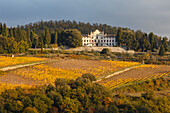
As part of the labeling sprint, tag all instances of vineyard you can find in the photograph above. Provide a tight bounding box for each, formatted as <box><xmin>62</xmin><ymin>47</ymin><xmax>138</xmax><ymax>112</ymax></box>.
<box><xmin>0</xmin><ymin>56</ymin><xmax>47</xmax><ymax>68</ymax></box>
<box><xmin>0</xmin><ymin>83</ymin><xmax>33</xmax><ymax>94</ymax></box>
<box><xmin>10</xmin><ymin>59</ymin><xmax>140</xmax><ymax>84</ymax></box>
<box><xmin>0</xmin><ymin>58</ymin><xmax>169</xmax><ymax>94</ymax></box>
<box><xmin>99</xmin><ymin>65</ymin><xmax>170</xmax><ymax>89</ymax></box>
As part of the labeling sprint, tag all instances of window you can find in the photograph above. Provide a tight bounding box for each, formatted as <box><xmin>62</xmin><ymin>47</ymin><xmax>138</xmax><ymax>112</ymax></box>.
<box><xmin>87</xmin><ymin>40</ymin><xmax>88</xmax><ymax>42</ymax></box>
<box><xmin>101</xmin><ymin>40</ymin><xmax>103</xmax><ymax>42</ymax></box>
<box><xmin>84</xmin><ymin>40</ymin><xmax>86</xmax><ymax>42</ymax></box>
<box><xmin>92</xmin><ymin>40</ymin><xmax>93</xmax><ymax>42</ymax></box>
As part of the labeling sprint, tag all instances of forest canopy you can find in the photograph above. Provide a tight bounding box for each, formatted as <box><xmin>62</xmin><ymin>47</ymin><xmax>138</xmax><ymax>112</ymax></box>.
<box><xmin>0</xmin><ymin>20</ymin><xmax>169</xmax><ymax>54</ymax></box>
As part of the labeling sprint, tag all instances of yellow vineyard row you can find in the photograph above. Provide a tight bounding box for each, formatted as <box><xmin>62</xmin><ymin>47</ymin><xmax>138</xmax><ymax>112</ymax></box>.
<box><xmin>101</xmin><ymin>72</ymin><xmax>170</xmax><ymax>89</ymax></box>
<box><xmin>0</xmin><ymin>56</ymin><xmax>47</xmax><ymax>67</ymax></box>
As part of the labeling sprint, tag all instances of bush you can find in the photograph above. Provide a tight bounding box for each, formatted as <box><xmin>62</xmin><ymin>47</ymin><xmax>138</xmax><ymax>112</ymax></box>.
<box><xmin>101</xmin><ymin>48</ymin><xmax>111</xmax><ymax>55</ymax></box>
<box><xmin>23</xmin><ymin>107</ymin><xmax>38</xmax><ymax>113</ymax></box>
<box><xmin>82</xmin><ymin>73</ymin><xmax>96</xmax><ymax>82</ymax></box>
<box><xmin>55</xmin><ymin>78</ymin><xmax>67</xmax><ymax>87</ymax></box>
<box><xmin>33</xmin><ymin>97</ymin><xmax>48</xmax><ymax>113</ymax></box>
<box><xmin>0</xmin><ymin>71</ymin><xmax>4</xmax><ymax>76</ymax></box>
<box><xmin>136</xmin><ymin>106</ymin><xmax>153</xmax><ymax>113</ymax></box>
<box><xmin>141</xmin><ymin>91</ymin><xmax>156</xmax><ymax>100</ymax></box>
<box><xmin>108</xmin><ymin>105</ymin><xmax>119</xmax><ymax>113</ymax></box>
<box><xmin>110</xmin><ymin>54</ymin><xmax>116</xmax><ymax>59</ymax></box>
<box><xmin>94</xmin><ymin>52</ymin><xmax>100</xmax><ymax>56</ymax></box>
<box><xmin>5</xmin><ymin>100</ymin><xmax>24</xmax><ymax>112</ymax></box>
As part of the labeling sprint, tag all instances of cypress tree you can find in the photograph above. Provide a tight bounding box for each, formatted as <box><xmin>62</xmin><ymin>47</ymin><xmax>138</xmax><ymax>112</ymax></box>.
<box><xmin>13</xmin><ymin>27</ymin><xmax>17</xmax><ymax>38</ymax></box>
<box><xmin>0</xmin><ymin>23</ymin><xmax>2</xmax><ymax>35</ymax></box>
<box><xmin>9</xmin><ymin>27</ymin><xmax>13</xmax><ymax>38</ymax></box>
<box><xmin>162</xmin><ymin>37</ymin><xmax>168</xmax><ymax>51</ymax></box>
<box><xmin>30</xmin><ymin>30</ymin><xmax>35</xmax><ymax>42</ymax></box>
<box><xmin>26</xmin><ymin>26</ymin><xmax>32</xmax><ymax>47</ymax></box>
<box><xmin>44</xmin><ymin>28</ymin><xmax>51</xmax><ymax>46</ymax></box>
<box><xmin>131</xmin><ymin>37</ymin><xmax>139</xmax><ymax>51</ymax></box>
<box><xmin>159</xmin><ymin>45</ymin><xmax>165</xmax><ymax>56</ymax></box>
<box><xmin>2</xmin><ymin>23</ymin><xmax>9</xmax><ymax>37</ymax></box>
<box><xmin>16</xmin><ymin>26</ymin><xmax>23</xmax><ymax>42</ymax></box>
<box><xmin>140</xmin><ymin>33</ymin><xmax>150</xmax><ymax>51</ymax></box>
<box><xmin>116</xmin><ymin>27</ymin><xmax>123</xmax><ymax>46</ymax></box>
<box><xmin>154</xmin><ymin>36</ymin><xmax>158</xmax><ymax>49</ymax></box>
<box><xmin>149</xmin><ymin>32</ymin><xmax>154</xmax><ymax>51</ymax></box>
<box><xmin>54</xmin><ymin>31</ymin><xmax>58</xmax><ymax>44</ymax></box>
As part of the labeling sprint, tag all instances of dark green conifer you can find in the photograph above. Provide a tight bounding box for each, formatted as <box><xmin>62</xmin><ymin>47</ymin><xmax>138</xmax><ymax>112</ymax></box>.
<box><xmin>9</xmin><ymin>27</ymin><xmax>13</xmax><ymax>38</ymax></box>
<box><xmin>116</xmin><ymin>27</ymin><xmax>123</xmax><ymax>46</ymax></box>
<box><xmin>2</xmin><ymin>23</ymin><xmax>9</xmax><ymax>37</ymax></box>
<box><xmin>159</xmin><ymin>45</ymin><xmax>165</xmax><ymax>56</ymax></box>
<box><xmin>162</xmin><ymin>37</ymin><xmax>168</xmax><ymax>51</ymax></box>
<box><xmin>44</xmin><ymin>28</ymin><xmax>51</xmax><ymax>46</ymax></box>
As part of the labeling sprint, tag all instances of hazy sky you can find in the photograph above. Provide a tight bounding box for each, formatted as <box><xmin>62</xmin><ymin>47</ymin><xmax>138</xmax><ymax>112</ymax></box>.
<box><xmin>1</xmin><ymin>0</ymin><xmax>170</xmax><ymax>38</ymax></box>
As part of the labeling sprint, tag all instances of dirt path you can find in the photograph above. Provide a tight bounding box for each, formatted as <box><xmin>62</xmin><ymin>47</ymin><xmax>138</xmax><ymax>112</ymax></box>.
<box><xmin>0</xmin><ymin>59</ymin><xmax>59</xmax><ymax>71</ymax></box>
<box><xmin>93</xmin><ymin>64</ymin><xmax>143</xmax><ymax>83</ymax></box>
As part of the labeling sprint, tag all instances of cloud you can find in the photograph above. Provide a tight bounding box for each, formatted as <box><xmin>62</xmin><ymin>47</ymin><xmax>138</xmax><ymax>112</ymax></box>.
<box><xmin>0</xmin><ymin>0</ymin><xmax>170</xmax><ymax>38</ymax></box>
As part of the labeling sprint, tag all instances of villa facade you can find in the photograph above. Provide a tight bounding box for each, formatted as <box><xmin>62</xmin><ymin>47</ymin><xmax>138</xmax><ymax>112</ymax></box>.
<box><xmin>82</xmin><ymin>30</ymin><xmax>117</xmax><ymax>47</ymax></box>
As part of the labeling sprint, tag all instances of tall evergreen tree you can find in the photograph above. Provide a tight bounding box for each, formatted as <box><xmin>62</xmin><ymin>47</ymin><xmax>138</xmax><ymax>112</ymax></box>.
<box><xmin>162</xmin><ymin>37</ymin><xmax>169</xmax><ymax>51</ymax></box>
<box><xmin>7</xmin><ymin>37</ymin><xmax>18</xmax><ymax>53</ymax></box>
<box><xmin>16</xmin><ymin>26</ymin><xmax>23</xmax><ymax>42</ymax></box>
<box><xmin>0</xmin><ymin>36</ymin><xmax>8</xmax><ymax>53</ymax></box>
<box><xmin>154</xmin><ymin>36</ymin><xmax>158</xmax><ymax>49</ymax></box>
<box><xmin>9</xmin><ymin>27</ymin><xmax>13</xmax><ymax>38</ymax></box>
<box><xmin>140</xmin><ymin>33</ymin><xmax>150</xmax><ymax>51</ymax></box>
<box><xmin>131</xmin><ymin>37</ymin><xmax>139</xmax><ymax>51</ymax></box>
<box><xmin>149</xmin><ymin>32</ymin><xmax>154</xmax><ymax>51</ymax></box>
<box><xmin>0</xmin><ymin>23</ymin><xmax>2</xmax><ymax>35</ymax></box>
<box><xmin>44</xmin><ymin>28</ymin><xmax>51</xmax><ymax>46</ymax></box>
<box><xmin>26</xmin><ymin>26</ymin><xmax>32</xmax><ymax>47</ymax></box>
<box><xmin>30</xmin><ymin>30</ymin><xmax>35</xmax><ymax>42</ymax></box>
<box><xmin>13</xmin><ymin>27</ymin><xmax>17</xmax><ymax>38</ymax></box>
<box><xmin>159</xmin><ymin>45</ymin><xmax>165</xmax><ymax>56</ymax></box>
<box><xmin>2</xmin><ymin>23</ymin><xmax>9</xmax><ymax>37</ymax></box>
<box><xmin>54</xmin><ymin>31</ymin><xmax>58</xmax><ymax>44</ymax></box>
<box><xmin>116</xmin><ymin>27</ymin><xmax>123</xmax><ymax>46</ymax></box>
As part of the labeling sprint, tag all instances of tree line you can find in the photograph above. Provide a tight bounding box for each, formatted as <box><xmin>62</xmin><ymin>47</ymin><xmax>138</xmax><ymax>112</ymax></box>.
<box><xmin>0</xmin><ymin>74</ymin><xmax>169</xmax><ymax>113</ymax></box>
<box><xmin>116</xmin><ymin>28</ymin><xmax>169</xmax><ymax>54</ymax></box>
<box><xmin>0</xmin><ymin>22</ymin><xmax>82</xmax><ymax>54</ymax></box>
<box><xmin>25</xmin><ymin>20</ymin><xmax>169</xmax><ymax>52</ymax></box>
<box><xmin>0</xmin><ymin>20</ymin><xmax>169</xmax><ymax>54</ymax></box>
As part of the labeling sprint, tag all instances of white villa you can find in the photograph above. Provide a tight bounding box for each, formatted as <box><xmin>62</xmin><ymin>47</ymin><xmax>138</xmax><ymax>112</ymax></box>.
<box><xmin>82</xmin><ymin>29</ymin><xmax>117</xmax><ymax>47</ymax></box>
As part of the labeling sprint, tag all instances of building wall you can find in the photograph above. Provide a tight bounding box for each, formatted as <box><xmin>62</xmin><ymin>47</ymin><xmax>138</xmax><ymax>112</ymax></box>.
<box><xmin>82</xmin><ymin>30</ymin><xmax>117</xmax><ymax>47</ymax></box>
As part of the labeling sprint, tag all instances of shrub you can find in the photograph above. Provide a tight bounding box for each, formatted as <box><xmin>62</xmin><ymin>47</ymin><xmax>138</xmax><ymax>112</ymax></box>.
<box><xmin>136</xmin><ymin>106</ymin><xmax>153</xmax><ymax>113</ymax></box>
<box><xmin>82</xmin><ymin>73</ymin><xmax>96</xmax><ymax>82</ymax></box>
<box><xmin>5</xmin><ymin>100</ymin><xmax>24</xmax><ymax>112</ymax></box>
<box><xmin>141</xmin><ymin>91</ymin><xmax>156</xmax><ymax>100</ymax></box>
<box><xmin>55</xmin><ymin>78</ymin><xmax>67</xmax><ymax>87</ymax></box>
<box><xmin>23</xmin><ymin>107</ymin><xmax>38</xmax><ymax>113</ymax></box>
<box><xmin>101</xmin><ymin>48</ymin><xmax>111</xmax><ymax>55</ymax></box>
<box><xmin>33</xmin><ymin>97</ymin><xmax>48</xmax><ymax>113</ymax></box>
